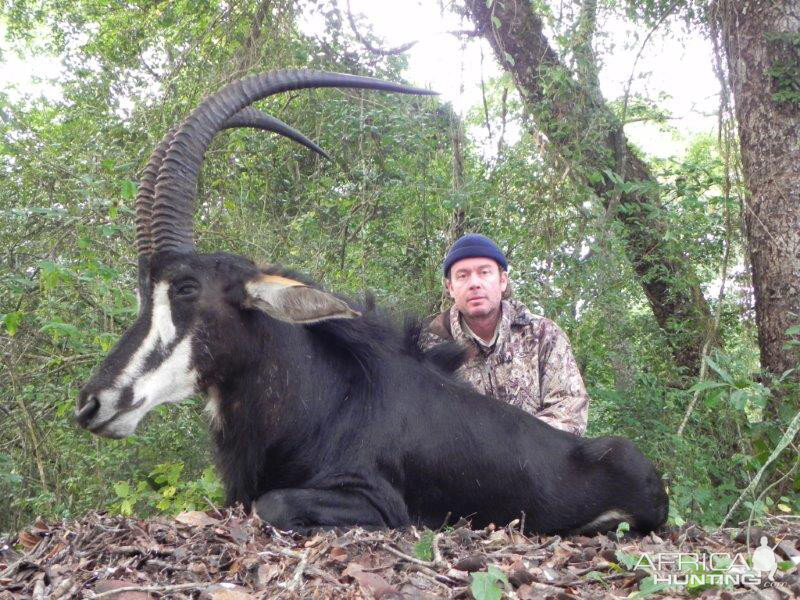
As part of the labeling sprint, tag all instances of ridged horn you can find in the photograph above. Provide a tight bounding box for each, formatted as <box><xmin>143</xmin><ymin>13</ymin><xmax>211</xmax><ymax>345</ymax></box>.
<box><xmin>151</xmin><ymin>69</ymin><xmax>435</xmax><ymax>253</ymax></box>
<box><xmin>136</xmin><ymin>108</ymin><xmax>329</xmax><ymax>264</ymax></box>
<box><xmin>135</xmin><ymin>130</ymin><xmax>175</xmax><ymax>258</ymax></box>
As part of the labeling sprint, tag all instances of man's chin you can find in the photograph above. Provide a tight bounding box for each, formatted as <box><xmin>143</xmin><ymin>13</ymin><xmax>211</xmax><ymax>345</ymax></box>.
<box><xmin>462</xmin><ymin>305</ymin><xmax>493</xmax><ymax>318</ymax></box>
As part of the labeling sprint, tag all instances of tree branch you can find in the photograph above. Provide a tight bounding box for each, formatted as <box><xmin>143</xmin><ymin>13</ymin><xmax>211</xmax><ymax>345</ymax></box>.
<box><xmin>343</xmin><ymin>1</ymin><xmax>478</xmax><ymax>56</ymax></box>
<box><xmin>345</xmin><ymin>0</ymin><xmax>418</xmax><ymax>55</ymax></box>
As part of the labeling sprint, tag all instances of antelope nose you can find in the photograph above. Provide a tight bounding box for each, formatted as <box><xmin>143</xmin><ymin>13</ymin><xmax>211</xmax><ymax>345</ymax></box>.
<box><xmin>75</xmin><ymin>392</ymin><xmax>100</xmax><ymax>428</ymax></box>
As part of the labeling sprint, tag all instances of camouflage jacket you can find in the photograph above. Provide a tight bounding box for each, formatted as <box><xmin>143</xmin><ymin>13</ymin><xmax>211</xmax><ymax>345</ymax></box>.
<box><xmin>420</xmin><ymin>300</ymin><xmax>589</xmax><ymax>436</ymax></box>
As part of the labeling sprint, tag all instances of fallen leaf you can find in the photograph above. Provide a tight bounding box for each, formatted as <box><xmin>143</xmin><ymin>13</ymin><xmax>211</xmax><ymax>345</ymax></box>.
<box><xmin>226</xmin><ymin>560</ymin><xmax>242</xmax><ymax>575</ymax></box>
<box><xmin>18</xmin><ymin>531</ymin><xmax>42</xmax><ymax>551</ymax></box>
<box><xmin>452</xmin><ymin>555</ymin><xmax>487</xmax><ymax>572</ymax></box>
<box><xmin>32</xmin><ymin>518</ymin><xmax>49</xmax><ymax>532</ymax></box>
<box><xmin>256</xmin><ymin>562</ymin><xmax>282</xmax><ymax>587</ymax></box>
<box><xmin>200</xmin><ymin>583</ymin><xmax>253</xmax><ymax>600</ymax></box>
<box><xmin>328</xmin><ymin>547</ymin><xmax>348</xmax><ymax>562</ymax></box>
<box><xmin>174</xmin><ymin>511</ymin><xmax>219</xmax><ymax>527</ymax></box>
<box><xmin>342</xmin><ymin>562</ymin><xmax>394</xmax><ymax>596</ymax></box>
<box><xmin>508</xmin><ymin>559</ymin><xmax>534</xmax><ymax>587</ymax></box>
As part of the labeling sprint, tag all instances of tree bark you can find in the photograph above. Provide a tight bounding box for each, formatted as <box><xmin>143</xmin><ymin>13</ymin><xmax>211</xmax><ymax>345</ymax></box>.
<box><xmin>461</xmin><ymin>0</ymin><xmax>714</xmax><ymax>373</ymax></box>
<box><xmin>715</xmin><ymin>1</ymin><xmax>800</xmax><ymax>402</ymax></box>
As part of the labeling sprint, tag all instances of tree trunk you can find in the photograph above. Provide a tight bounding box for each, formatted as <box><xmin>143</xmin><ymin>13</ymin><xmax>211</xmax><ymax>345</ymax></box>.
<box><xmin>461</xmin><ymin>0</ymin><xmax>714</xmax><ymax>373</ymax></box>
<box><xmin>715</xmin><ymin>1</ymin><xmax>800</xmax><ymax>403</ymax></box>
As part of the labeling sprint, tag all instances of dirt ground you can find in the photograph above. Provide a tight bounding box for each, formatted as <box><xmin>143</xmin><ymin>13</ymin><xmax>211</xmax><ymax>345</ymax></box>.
<box><xmin>1</xmin><ymin>510</ymin><xmax>798</xmax><ymax>599</ymax></box>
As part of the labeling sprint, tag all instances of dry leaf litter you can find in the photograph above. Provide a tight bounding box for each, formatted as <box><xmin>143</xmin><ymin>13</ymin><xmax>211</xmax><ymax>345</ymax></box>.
<box><xmin>1</xmin><ymin>509</ymin><xmax>798</xmax><ymax>599</ymax></box>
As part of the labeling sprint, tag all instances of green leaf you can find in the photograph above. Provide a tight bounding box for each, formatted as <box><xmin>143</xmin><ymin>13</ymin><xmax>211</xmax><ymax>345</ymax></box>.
<box><xmin>615</xmin><ymin>549</ymin><xmax>637</xmax><ymax>570</ymax></box>
<box><xmin>704</xmin><ymin>355</ymin><xmax>733</xmax><ymax>384</ymax></box>
<box><xmin>587</xmin><ymin>171</ymin><xmax>604</xmax><ymax>184</ymax></box>
<box><xmin>703</xmin><ymin>388</ymin><xmax>725</xmax><ymax>409</ymax></box>
<box><xmin>120</xmin><ymin>499</ymin><xmax>133</xmax><ymax>516</ymax></box>
<box><xmin>615</xmin><ymin>520</ymin><xmax>630</xmax><ymax>540</ymax></box>
<box><xmin>491</xmin><ymin>15</ymin><xmax>501</xmax><ymax>29</ymax></box>
<box><xmin>2</xmin><ymin>311</ymin><xmax>23</xmax><ymax>336</ymax></box>
<box><xmin>40</xmin><ymin>320</ymin><xmax>81</xmax><ymax>340</ymax></box>
<box><xmin>630</xmin><ymin>575</ymin><xmax>673</xmax><ymax>598</ymax></box>
<box><xmin>470</xmin><ymin>566</ymin><xmax>508</xmax><ymax>600</ymax></box>
<box><xmin>113</xmin><ymin>481</ymin><xmax>131</xmax><ymax>498</ymax></box>
<box><xmin>603</xmin><ymin>168</ymin><xmax>624</xmax><ymax>186</ymax></box>
<box><xmin>504</xmin><ymin>52</ymin><xmax>515</xmax><ymax>66</ymax></box>
<box><xmin>688</xmin><ymin>380</ymin><xmax>728</xmax><ymax>394</ymax></box>
<box><xmin>38</xmin><ymin>260</ymin><xmax>66</xmax><ymax>290</ymax></box>
<box><xmin>730</xmin><ymin>389</ymin><xmax>747</xmax><ymax>410</ymax></box>
<box><xmin>120</xmin><ymin>179</ymin><xmax>137</xmax><ymax>199</ymax></box>
<box><xmin>413</xmin><ymin>530</ymin><xmax>434</xmax><ymax>562</ymax></box>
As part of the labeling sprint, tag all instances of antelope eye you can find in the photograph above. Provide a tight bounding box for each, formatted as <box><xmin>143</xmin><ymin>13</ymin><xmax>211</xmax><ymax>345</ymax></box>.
<box><xmin>173</xmin><ymin>279</ymin><xmax>199</xmax><ymax>298</ymax></box>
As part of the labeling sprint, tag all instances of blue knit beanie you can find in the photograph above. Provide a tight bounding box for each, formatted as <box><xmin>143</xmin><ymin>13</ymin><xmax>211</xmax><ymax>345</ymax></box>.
<box><xmin>443</xmin><ymin>234</ymin><xmax>508</xmax><ymax>276</ymax></box>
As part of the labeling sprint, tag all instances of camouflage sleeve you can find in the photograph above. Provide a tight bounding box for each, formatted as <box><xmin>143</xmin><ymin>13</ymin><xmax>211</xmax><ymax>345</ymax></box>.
<box><xmin>419</xmin><ymin>328</ymin><xmax>445</xmax><ymax>351</ymax></box>
<box><xmin>536</xmin><ymin>319</ymin><xmax>590</xmax><ymax>436</ymax></box>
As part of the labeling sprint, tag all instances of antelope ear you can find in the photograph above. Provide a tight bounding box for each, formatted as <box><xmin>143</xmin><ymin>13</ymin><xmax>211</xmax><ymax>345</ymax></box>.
<box><xmin>244</xmin><ymin>275</ymin><xmax>361</xmax><ymax>324</ymax></box>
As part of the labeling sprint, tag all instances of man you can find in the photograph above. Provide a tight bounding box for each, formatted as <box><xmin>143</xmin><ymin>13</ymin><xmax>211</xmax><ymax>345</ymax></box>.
<box><xmin>421</xmin><ymin>233</ymin><xmax>590</xmax><ymax>435</ymax></box>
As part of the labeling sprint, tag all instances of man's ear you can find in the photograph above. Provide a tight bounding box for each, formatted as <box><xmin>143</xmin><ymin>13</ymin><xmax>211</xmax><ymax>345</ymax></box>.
<box><xmin>244</xmin><ymin>275</ymin><xmax>360</xmax><ymax>324</ymax></box>
<box><xmin>499</xmin><ymin>269</ymin><xmax>508</xmax><ymax>294</ymax></box>
<box><xmin>444</xmin><ymin>277</ymin><xmax>454</xmax><ymax>299</ymax></box>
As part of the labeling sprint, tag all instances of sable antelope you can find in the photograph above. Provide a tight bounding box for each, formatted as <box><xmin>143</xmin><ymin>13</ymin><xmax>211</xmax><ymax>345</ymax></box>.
<box><xmin>77</xmin><ymin>70</ymin><xmax>668</xmax><ymax>535</ymax></box>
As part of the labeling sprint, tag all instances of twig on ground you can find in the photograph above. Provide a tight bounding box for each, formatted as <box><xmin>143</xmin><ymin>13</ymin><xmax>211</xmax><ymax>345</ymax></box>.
<box><xmin>90</xmin><ymin>582</ymin><xmax>204</xmax><ymax>599</ymax></box>
<box><xmin>384</xmin><ymin>543</ymin><xmax>435</xmax><ymax>568</ymax></box>
<box><xmin>432</xmin><ymin>532</ymin><xmax>446</xmax><ymax>569</ymax></box>
<box><xmin>284</xmin><ymin>549</ymin><xmax>309</xmax><ymax>591</ymax></box>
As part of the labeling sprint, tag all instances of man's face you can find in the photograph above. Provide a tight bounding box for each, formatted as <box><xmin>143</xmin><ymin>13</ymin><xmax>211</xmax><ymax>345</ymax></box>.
<box><xmin>445</xmin><ymin>257</ymin><xmax>508</xmax><ymax>319</ymax></box>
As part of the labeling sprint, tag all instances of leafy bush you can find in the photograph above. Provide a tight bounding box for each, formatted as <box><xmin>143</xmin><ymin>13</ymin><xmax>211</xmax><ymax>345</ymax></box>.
<box><xmin>111</xmin><ymin>463</ymin><xmax>224</xmax><ymax>517</ymax></box>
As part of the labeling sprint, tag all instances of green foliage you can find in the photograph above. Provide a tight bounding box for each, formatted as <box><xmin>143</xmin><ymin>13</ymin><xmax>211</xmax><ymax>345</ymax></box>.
<box><xmin>470</xmin><ymin>565</ymin><xmax>509</xmax><ymax>600</ymax></box>
<box><xmin>413</xmin><ymin>529</ymin><xmax>435</xmax><ymax>562</ymax></box>
<box><xmin>614</xmin><ymin>520</ymin><xmax>630</xmax><ymax>540</ymax></box>
<box><xmin>614</xmin><ymin>548</ymin><xmax>639</xmax><ymax>571</ymax></box>
<box><xmin>628</xmin><ymin>576</ymin><xmax>673</xmax><ymax>599</ymax></box>
<box><xmin>765</xmin><ymin>31</ymin><xmax>800</xmax><ymax>107</ymax></box>
<box><xmin>111</xmin><ymin>463</ymin><xmax>224</xmax><ymax>517</ymax></box>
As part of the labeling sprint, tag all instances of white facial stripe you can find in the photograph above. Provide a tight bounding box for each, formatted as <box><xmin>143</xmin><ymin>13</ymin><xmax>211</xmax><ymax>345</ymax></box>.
<box><xmin>133</xmin><ymin>336</ymin><xmax>197</xmax><ymax>408</ymax></box>
<box><xmin>103</xmin><ymin>337</ymin><xmax>198</xmax><ymax>438</ymax></box>
<box><xmin>152</xmin><ymin>281</ymin><xmax>177</xmax><ymax>345</ymax></box>
<box><xmin>114</xmin><ymin>281</ymin><xmax>176</xmax><ymax>389</ymax></box>
<box><xmin>581</xmin><ymin>509</ymin><xmax>631</xmax><ymax>532</ymax></box>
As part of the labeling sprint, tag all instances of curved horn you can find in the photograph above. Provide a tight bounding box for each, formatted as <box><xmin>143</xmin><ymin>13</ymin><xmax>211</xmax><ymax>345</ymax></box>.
<box><xmin>136</xmin><ymin>108</ymin><xmax>329</xmax><ymax>265</ymax></box>
<box><xmin>135</xmin><ymin>129</ymin><xmax>175</xmax><ymax>301</ymax></box>
<box><xmin>222</xmin><ymin>107</ymin><xmax>330</xmax><ymax>160</ymax></box>
<box><xmin>135</xmin><ymin>130</ymin><xmax>174</xmax><ymax>258</ymax></box>
<box><xmin>152</xmin><ymin>69</ymin><xmax>435</xmax><ymax>253</ymax></box>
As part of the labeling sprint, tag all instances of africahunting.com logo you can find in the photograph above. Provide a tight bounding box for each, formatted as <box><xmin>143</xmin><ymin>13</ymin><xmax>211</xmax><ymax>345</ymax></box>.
<box><xmin>634</xmin><ymin>536</ymin><xmax>780</xmax><ymax>587</ymax></box>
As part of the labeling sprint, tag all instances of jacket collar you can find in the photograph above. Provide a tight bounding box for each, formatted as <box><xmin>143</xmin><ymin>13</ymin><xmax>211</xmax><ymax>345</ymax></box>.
<box><xmin>449</xmin><ymin>299</ymin><xmax>531</xmax><ymax>352</ymax></box>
